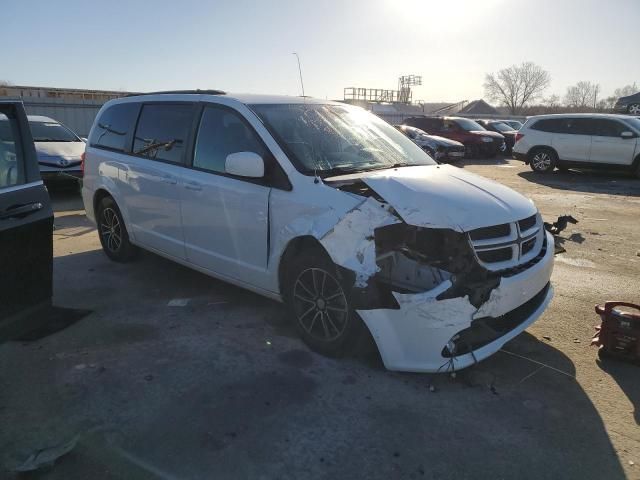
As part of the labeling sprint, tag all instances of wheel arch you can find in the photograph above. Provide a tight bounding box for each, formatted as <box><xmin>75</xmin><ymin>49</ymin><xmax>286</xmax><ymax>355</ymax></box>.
<box><xmin>526</xmin><ymin>145</ymin><xmax>559</xmax><ymax>164</ymax></box>
<box><xmin>93</xmin><ymin>188</ymin><xmax>114</xmax><ymax>219</ymax></box>
<box><xmin>277</xmin><ymin>235</ymin><xmax>331</xmax><ymax>296</ymax></box>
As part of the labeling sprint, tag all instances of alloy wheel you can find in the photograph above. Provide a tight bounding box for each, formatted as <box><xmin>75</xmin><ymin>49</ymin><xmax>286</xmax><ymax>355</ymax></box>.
<box><xmin>629</xmin><ymin>104</ymin><xmax>640</xmax><ymax>115</ymax></box>
<box><xmin>100</xmin><ymin>207</ymin><xmax>122</xmax><ymax>252</ymax></box>
<box><xmin>532</xmin><ymin>152</ymin><xmax>552</xmax><ymax>171</ymax></box>
<box><xmin>292</xmin><ymin>267</ymin><xmax>348</xmax><ymax>342</ymax></box>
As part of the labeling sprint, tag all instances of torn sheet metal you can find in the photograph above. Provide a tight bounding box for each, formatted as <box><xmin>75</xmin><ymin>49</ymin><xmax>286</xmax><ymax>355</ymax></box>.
<box><xmin>319</xmin><ymin>197</ymin><xmax>400</xmax><ymax>287</ymax></box>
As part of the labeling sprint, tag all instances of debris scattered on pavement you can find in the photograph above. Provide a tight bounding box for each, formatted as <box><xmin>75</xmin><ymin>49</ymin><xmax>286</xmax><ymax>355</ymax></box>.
<box><xmin>167</xmin><ymin>298</ymin><xmax>190</xmax><ymax>307</ymax></box>
<box><xmin>544</xmin><ymin>215</ymin><xmax>578</xmax><ymax>235</ymax></box>
<box><xmin>13</xmin><ymin>435</ymin><xmax>79</xmax><ymax>472</ymax></box>
<box><xmin>592</xmin><ymin>302</ymin><xmax>640</xmax><ymax>364</ymax></box>
<box><xmin>543</xmin><ymin>335</ymin><xmax>552</xmax><ymax>341</ymax></box>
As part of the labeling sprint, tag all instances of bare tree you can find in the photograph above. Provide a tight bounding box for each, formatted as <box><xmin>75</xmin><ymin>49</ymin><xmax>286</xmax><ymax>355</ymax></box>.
<box><xmin>564</xmin><ymin>81</ymin><xmax>600</xmax><ymax>108</ymax></box>
<box><xmin>613</xmin><ymin>82</ymin><xmax>639</xmax><ymax>98</ymax></box>
<box><xmin>484</xmin><ymin>62</ymin><xmax>551</xmax><ymax>114</ymax></box>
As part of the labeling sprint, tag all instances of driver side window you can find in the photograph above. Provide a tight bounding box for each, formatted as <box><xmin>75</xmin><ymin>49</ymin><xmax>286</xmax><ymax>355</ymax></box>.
<box><xmin>194</xmin><ymin>106</ymin><xmax>267</xmax><ymax>174</ymax></box>
<box><xmin>0</xmin><ymin>115</ymin><xmax>25</xmax><ymax>189</ymax></box>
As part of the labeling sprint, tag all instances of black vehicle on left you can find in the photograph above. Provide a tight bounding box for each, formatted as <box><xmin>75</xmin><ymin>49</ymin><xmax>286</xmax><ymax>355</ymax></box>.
<box><xmin>476</xmin><ymin>120</ymin><xmax>519</xmax><ymax>154</ymax></box>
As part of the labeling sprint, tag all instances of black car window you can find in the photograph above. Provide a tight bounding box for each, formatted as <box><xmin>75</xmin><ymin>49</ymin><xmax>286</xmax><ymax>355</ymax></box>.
<box><xmin>90</xmin><ymin>103</ymin><xmax>139</xmax><ymax>152</ymax></box>
<box><xmin>0</xmin><ymin>115</ymin><xmax>25</xmax><ymax>188</ymax></box>
<box><xmin>133</xmin><ymin>104</ymin><xmax>194</xmax><ymax>164</ymax></box>
<box><xmin>30</xmin><ymin>121</ymin><xmax>79</xmax><ymax>142</ymax></box>
<box><xmin>565</xmin><ymin>118</ymin><xmax>593</xmax><ymax>135</ymax></box>
<box><xmin>531</xmin><ymin>118</ymin><xmax>569</xmax><ymax>133</ymax></box>
<box><xmin>193</xmin><ymin>106</ymin><xmax>267</xmax><ymax>174</ymax></box>
<box><xmin>591</xmin><ymin>119</ymin><xmax>628</xmax><ymax>137</ymax></box>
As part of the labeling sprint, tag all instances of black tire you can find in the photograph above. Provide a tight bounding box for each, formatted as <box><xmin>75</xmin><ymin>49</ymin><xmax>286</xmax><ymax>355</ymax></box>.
<box><xmin>97</xmin><ymin>196</ymin><xmax>138</xmax><ymax>262</ymax></box>
<box><xmin>628</xmin><ymin>103</ymin><xmax>640</xmax><ymax>115</ymax></box>
<box><xmin>528</xmin><ymin>148</ymin><xmax>557</xmax><ymax>173</ymax></box>
<box><xmin>282</xmin><ymin>247</ymin><xmax>364</xmax><ymax>357</ymax></box>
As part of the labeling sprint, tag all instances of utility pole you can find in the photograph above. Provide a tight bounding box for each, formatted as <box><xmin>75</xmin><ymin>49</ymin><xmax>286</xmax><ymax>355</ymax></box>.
<box><xmin>292</xmin><ymin>53</ymin><xmax>305</xmax><ymax>97</ymax></box>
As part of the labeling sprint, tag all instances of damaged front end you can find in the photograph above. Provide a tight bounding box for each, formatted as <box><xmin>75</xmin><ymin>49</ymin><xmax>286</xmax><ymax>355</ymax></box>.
<box><xmin>317</xmin><ymin>175</ymin><xmax>555</xmax><ymax>373</ymax></box>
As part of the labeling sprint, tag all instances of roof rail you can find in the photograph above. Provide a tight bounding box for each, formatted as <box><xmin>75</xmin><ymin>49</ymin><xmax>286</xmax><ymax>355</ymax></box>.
<box><xmin>126</xmin><ymin>89</ymin><xmax>226</xmax><ymax>97</ymax></box>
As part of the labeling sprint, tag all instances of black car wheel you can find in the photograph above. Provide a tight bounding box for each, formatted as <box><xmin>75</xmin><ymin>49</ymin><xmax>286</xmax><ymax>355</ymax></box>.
<box><xmin>283</xmin><ymin>247</ymin><xmax>364</xmax><ymax>356</ymax></box>
<box><xmin>628</xmin><ymin>104</ymin><xmax>640</xmax><ymax>115</ymax></box>
<box><xmin>529</xmin><ymin>148</ymin><xmax>557</xmax><ymax>173</ymax></box>
<box><xmin>97</xmin><ymin>196</ymin><xmax>138</xmax><ymax>262</ymax></box>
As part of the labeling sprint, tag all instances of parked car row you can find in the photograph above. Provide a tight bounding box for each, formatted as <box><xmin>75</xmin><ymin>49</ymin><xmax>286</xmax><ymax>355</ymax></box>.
<box><xmin>393</xmin><ymin>125</ymin><xmax>465</xmax><ymax>162</ymax></box>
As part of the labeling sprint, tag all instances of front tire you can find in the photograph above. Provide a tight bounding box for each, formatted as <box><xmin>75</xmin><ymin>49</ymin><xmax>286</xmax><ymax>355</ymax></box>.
<box><xmin>628</xmin><ymin>104</ymin><xmax>640</xmax><ymax>115</ymax></box>
<box><xmin>97</xmin><ymin>196</ymin><xmax>137</xmax><ymax>262</ymax></box>
<box><xmin>282</xmin><ymin>248</ymin><xmax>364</xmax><ymax>357</ymax></box>
<box><xmin>529</xmin><ymin>148</ymin><xmax>557</xmax><ymax>173</ymax></box>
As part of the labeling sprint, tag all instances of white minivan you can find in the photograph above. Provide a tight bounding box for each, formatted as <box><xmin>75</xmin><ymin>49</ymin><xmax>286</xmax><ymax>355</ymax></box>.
<box><xmin>513</xmin><ymin>113</ymin><xmax>640</xmax><ymax>176</ymax></box>
<box><xmin>82</xmin><ymin>91</ymin><xmax>555</xmax><ymax>373</ymax></box>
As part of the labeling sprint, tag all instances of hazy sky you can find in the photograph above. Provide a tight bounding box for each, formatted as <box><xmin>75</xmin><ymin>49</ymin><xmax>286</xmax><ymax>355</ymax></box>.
<box><xmin>3</xmin><ymin>0</ymin><xmax>639</xmax><ymax>102</ymax></box>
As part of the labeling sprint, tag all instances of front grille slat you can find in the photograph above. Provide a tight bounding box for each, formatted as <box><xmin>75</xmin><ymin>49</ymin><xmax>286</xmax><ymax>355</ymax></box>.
<box><xmin>468</xmin><ymin>213</ymin><xmax>542</xmax><ymax>271</ymax></box>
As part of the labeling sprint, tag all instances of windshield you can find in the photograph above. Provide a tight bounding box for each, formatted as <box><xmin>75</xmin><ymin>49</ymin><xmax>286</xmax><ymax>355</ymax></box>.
<box><xmin>251</xmin><ymin>103</ymin><xmax>436</xmax><ymax>175</ymax></box>
<box><xmin>490</xmin><ymin>122</ymin><xmax>515</xmax><ymax>132</ymax></box>
<box><xmin>30</xmin><ymin>121</ymin><xmax>80</xmax><ymax>142</ymax></box>
<box><xmin>623</xmin><ymin>117</ymin><xmax>640</xmax><ymax>132</ymax></box>
<box><xmin>454</xmin><ymin>118</ymin><xmax>485</xmax><ymax>131</ymax></box>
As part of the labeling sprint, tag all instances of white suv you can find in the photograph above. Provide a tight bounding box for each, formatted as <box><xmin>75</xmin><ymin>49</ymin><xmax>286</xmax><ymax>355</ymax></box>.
<box><xmin>513</xmin><ymin>113</ymin><xmax>640</xmax><ymax>177</ymax></box>
<box><xmin>82</xmin><ymin>91</ymin><xmax>554</xmax><ymax>373</ymax></box>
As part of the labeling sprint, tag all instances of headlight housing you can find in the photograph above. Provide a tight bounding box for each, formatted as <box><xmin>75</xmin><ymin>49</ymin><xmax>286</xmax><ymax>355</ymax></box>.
<box><xmin>481</xmin><ymin>137</ymin><xmax>494</xmax><ymax>143</ymax></box>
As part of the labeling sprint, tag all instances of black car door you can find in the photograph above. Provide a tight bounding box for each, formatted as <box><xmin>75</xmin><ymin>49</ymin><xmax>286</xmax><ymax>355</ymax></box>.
<box><xmin>0</xmin><ymin>101</ymin><xmax>54</xmax><ymax>330</ymax></box>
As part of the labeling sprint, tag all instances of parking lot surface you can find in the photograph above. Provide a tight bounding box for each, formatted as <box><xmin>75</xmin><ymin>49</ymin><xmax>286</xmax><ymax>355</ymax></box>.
<box><xmin>1</xmin><ymin>159</ymin><xmax>639</xmax><ymax>479</ymax></box>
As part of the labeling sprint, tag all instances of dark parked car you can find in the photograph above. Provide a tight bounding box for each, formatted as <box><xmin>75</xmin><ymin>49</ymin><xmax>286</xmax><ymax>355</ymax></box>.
<box><xmin>0</xmin><ymin>101</ymin><xmax>54</xmax><ymax>340</ymax></box>
<box><xmin>402</xmin><ymin>116</ymin><xmax>505</xmax><ymax>158</ymax></box>
<box><xmin>614</xmin><ymin>91</ymin><xmax>640</xmax><ymax>115</ymax></box>
<box><xmin>394</xmin><ymin>125</ymin><xmax>465</xmax><ymax>162</ymax></box>
<box><xmin>501</xmin><ymin>120</ymin><xmax>523</xmax><ymax>130</ymax></box>
<box><xmin>476</xmin><ymin>120</ymin><xmax>518</xmax><ymax>153</ymax></box>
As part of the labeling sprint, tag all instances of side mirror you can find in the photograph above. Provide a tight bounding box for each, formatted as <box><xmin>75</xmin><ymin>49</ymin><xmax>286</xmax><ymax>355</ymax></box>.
<box><xmin>621</xmin><ymin>131</ymin><xmax>635</xmax><ymax>139</ymax></box>
<box><xmin>225</xmin><ymin>151</ymin><xmax>265</xmax><ymax>178</ymax></box>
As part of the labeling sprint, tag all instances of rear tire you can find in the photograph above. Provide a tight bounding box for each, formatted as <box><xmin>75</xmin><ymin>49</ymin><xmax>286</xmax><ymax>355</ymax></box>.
<box><xmin>529</xmin><ymin>148</ymin><xmax>557</xmax><ymax>173</ymax></box>
<box><xmin>282</xmin><ymin>247</ymin><xmax>365</xmax><ymax>357</ymax></box>
<box><xmin>628</xmin><ymin>104</ymin><xmax>640</xmax><ymax>115</ymax></box>
<box><xmin>97</xmin><ymin>196</ymin><xmax>138</xmax><ymax>262</ymax></box>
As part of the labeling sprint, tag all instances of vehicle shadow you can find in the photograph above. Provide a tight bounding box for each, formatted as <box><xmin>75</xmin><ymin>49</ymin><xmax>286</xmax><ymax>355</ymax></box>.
<box><xmin>1</xmin><ymin>247</ymin><xmax>623</xmax><ymax>479</ymax></box>
<box><xmin>47</xmin><ymin>181</ymin><xmax>84</xmax><ymax>212</ymax></box>
<box><xmin>518</xmin><ymin>169</ymin><xmax>640</xmax><ymax>197</ymax></box>
<box><xmin>452</xmin><ymin>155</ymin><xmax>514</xmax><ymax>168</ymax></box>
<box><xmin>596</xmin><ymin>357</ymin><xmax>640</xmax><ymax>425</ymax></box>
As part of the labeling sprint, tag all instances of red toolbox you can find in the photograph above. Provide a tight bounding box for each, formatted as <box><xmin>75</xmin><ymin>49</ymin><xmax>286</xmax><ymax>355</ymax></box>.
<box><xmin>592</xmin><ymin>302</ymin><xmax>640</xmax><ymax>363</ymax></box>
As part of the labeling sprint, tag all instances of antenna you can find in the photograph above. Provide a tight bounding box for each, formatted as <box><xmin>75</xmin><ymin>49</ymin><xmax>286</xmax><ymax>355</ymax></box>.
<box><xmin>292</xmin><ymin>52</ymin><xmax>305</xmax><ymax>97</ymax></box>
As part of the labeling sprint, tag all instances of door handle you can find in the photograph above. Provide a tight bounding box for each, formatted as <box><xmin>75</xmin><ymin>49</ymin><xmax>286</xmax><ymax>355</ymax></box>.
<box><xmin>0</xmin><ymin>202</ymin><xmax>43</xmax><ymax>220</ymax></box>
<box><xmin>160</xmin><ymin>176</ymin><xmax>178</xmax><ymax>185</ymax></box>
<box><xmin>184</xmin><ymin>181</ymin><xmax>203</xmax><ymax>191</ymax></box>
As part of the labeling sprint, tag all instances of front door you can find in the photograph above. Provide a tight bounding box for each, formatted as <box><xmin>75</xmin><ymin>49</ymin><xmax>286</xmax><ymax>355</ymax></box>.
<box><xmin>0</xmin><ymin>101</ymin><xmax>54</xmax><ymax>330</ymax></box>
<box><xmin>181</xmin><ymin>105</ymin><xmax>270</xmax><ymax>288</ymax></box>
<box><xmin>123</xmin><ymin>103</ymin><xmax>195</xmax><ymax>259</ymax></box>
<box><xmin>589</xmin><ymin>118</ymin><xmax>638</xmax><ymax>166</ymax></box>
<box><xmin>552</xmin><ymin>118</ymin><xmax>592</xmax><ymax>162</ymax></box>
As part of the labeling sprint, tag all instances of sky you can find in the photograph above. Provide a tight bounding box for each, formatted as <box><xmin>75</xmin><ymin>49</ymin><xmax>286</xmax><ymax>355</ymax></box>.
<box><xmin>2</xmin><ymin>0</ymin><xmax>639</xmax><ymax>103</ymax></box>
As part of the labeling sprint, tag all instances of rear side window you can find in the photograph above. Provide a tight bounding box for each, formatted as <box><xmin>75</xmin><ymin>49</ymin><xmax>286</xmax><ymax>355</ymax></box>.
<box><xmin>193</xmin><ymin>106</ymin><xmax>267</xmax><ymax>174</ymax></box>
<box><xmin>564</xmin><ymin>118</ymin><xmax>593</xmax><ymax>135</ymax></box>
<box><xmin>591</xmin><ymin>119</ymin><xmax>627</xmax><ymax>137</ymax></box>
<box><xmin>132</xmin><ymin>104</ymin><xmax>194</xmax><ymax>164</ymax></box>
<box><xmin>90</xmin><ymin>103</ymin><xmax>139</xmax><ymax>152</ymax></box>
<box><xmin>530</xmin><ymin>118</ymin><xmax>565</xmax><ymax>133</ymax></box>
<box><xmin>0</xmin><ymin>114</ymin><xmax>25</xmax><ymax>188</ymax></box>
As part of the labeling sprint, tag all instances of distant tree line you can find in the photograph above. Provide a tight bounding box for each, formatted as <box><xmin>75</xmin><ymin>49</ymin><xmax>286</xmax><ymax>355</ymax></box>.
<box><xmin>484</xmin><ymin>62</ymin><xmax>638</xmax><ymax>115</ymax></box>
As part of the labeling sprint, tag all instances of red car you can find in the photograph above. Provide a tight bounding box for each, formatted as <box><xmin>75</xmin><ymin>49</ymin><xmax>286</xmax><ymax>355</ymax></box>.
<box><xmin>403</xmin><ymin>116</ymin><xmax>505</xmax><ymax>158</ymax></box>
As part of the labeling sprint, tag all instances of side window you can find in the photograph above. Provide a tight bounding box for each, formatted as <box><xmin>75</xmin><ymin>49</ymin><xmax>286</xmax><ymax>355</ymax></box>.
<box><xmin>442</xmin><ymin>121</ymin><xmax>457</xmax><ymax>131</ymax></box>
<box><xmin>89</xmin><ymin>103</ymin><xmax>139</xmax><ymax>152</ymax></box>
<box><xmin>193</xmin><ymin>106</ymin><xmax>267</xmax><ymax>174</ymax></box>
<box><xmin>565</xmin><ymin>118</ymin><xmax>593</xmax><ymax>135</ymax></box>
<box><xmin>531</xmin><ymin>118</ymin><xmax>562</xmax><ymax>133</ymax></box>
<box><xmin>0</xmin><ymin>114</ymin><xmax>25</xmax><ymax>188</ymax></box>
<box><xmin>132</xmin><ymin>104</ymin><xmax>193</xmax><ymax>164</ymax></box>
<box><xmin>592</xmin><ymin>119</ymin><xmax>627</xmax><ymax>137</ymax></box>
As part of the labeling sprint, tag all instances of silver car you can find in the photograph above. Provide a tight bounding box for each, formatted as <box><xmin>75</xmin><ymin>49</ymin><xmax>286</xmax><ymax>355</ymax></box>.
<box><xmin>28</xmin><ymin>115</ymin><xmax>84</xmax><ymax>180</ymax></box>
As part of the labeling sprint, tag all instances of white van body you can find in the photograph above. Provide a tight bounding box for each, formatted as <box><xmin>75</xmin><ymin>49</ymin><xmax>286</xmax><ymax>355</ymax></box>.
<box><xmin>82</xmin><ymin>92</ymin><xmax>554</xmax><ymax>373</ymax></box>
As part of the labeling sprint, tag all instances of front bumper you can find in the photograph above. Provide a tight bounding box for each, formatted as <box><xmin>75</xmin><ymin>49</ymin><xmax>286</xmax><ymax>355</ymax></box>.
<box><xmin>39</xmin><ymin>164</ymin><xmax>82</xmax><ymax>181</ymax></box>
<box><xmin>358</xmin><ymin>231</ymin><xmax>555</xmax><ymax>372</ymax></box>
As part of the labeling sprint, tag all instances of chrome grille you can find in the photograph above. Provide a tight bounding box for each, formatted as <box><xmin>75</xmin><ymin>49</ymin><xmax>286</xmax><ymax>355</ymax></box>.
<box><xmin>468</xmin><ymin>213</ymin><xmax>544</xmax><ymax>271</ymax></box>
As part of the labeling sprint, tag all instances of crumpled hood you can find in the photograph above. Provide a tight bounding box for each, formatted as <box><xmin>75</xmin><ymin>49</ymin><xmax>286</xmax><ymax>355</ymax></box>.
<box><xmin>35</xmin><ymin>141</ymin><xmax>84</xmax><ymax>164</ymax></box>
<box><xmin>337</xmin><ymin>164</ymin><xmax>537</xmax><ymax>232</ymax></box>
